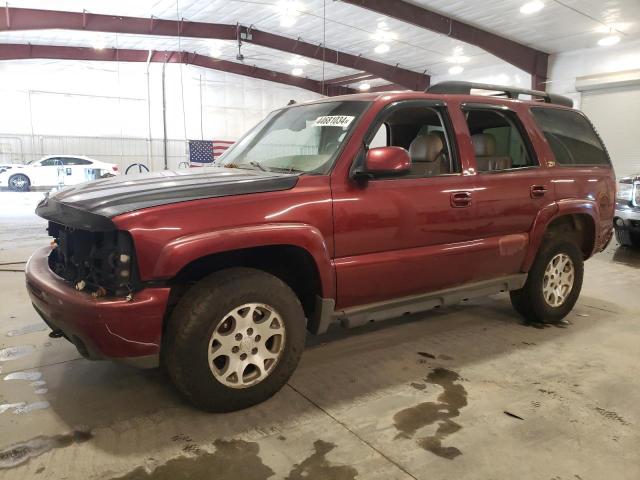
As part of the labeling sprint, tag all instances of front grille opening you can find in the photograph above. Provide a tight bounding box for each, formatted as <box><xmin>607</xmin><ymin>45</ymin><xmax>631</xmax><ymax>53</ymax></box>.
<box><xmin>47</xmin><ymin>222</ymin><xmax>140</xmax><ymax>296</ymax></box>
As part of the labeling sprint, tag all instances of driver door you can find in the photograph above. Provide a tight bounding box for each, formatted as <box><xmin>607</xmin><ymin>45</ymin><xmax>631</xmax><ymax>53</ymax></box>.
<box><xmin>331</xmin><ymin>101</ymin><xmax>483</xmax><ymax>309</ymax></box>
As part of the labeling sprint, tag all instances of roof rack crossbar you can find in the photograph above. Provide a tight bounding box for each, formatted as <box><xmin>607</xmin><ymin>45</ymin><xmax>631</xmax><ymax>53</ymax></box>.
<box><xmin>426</xmin><ymin>81</ymin><xmax>573</xmax><ymax>108</ymax></box>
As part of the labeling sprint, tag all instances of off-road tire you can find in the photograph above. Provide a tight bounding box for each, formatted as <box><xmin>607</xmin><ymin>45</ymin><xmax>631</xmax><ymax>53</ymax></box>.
<box><xmin>8</xmin><ymin>174</ymin><xmax>30</xmax><ymax>192</ymax></box>
<box><xmin>614</xmin><ymin>225</ymin><xmax>640</xmax><ymax>248</ymax></box>
<box><xmin>164</xmin><ymin>267</ymin><xmax>306</xmax><ymax>412</ymax></box>
<box><xmin>510</xmin><ymin>238</ymin><xmax>584</xmax><ymax>324</ymax></box>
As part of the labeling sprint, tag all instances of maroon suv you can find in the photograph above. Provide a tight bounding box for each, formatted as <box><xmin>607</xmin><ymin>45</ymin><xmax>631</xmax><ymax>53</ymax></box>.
<box><xmin>26</xmin><ymin>82</ymin><xmax>615</xmax><ymax>411</ymax></box>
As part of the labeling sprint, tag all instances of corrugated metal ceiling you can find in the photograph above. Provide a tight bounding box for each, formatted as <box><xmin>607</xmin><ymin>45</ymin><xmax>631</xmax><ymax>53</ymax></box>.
<box><xmin>1</xmin><ymin>0</ymin><xmax>638</xmax><ymax>86</ymax></box>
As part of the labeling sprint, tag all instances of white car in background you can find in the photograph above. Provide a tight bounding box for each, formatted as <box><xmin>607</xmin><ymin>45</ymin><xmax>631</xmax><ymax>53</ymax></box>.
<box><xmin>0</xmin><ymin>155</ymin><xmax>119</xmax><ymax>191</ymax></box>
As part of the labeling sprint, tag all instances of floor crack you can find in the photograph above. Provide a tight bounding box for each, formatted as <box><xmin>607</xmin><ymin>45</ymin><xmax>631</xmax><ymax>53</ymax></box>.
<box><xmin>286</xmin><ymin>382</ymin><xmax>419</xmax><ymax>480</ymax></box>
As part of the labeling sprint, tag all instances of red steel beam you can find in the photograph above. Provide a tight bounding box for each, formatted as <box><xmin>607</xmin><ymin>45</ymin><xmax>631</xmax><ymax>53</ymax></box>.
<box><xmin>0</xmin><ymin>44</ymin><xmax>354</xmax><ymax>96</ymax></box>
<box><xmin>325</xmin><ymin>72</ymin><xmax>377</xmax><ymax>86</ymax></box>
<box><xmin>0</xmin><ymin>7</ymin><xmax>429</xmax><ymax>90</ymax></box>
<box><xmin>341</xmin><ymin>0</ymin><xmax>549</xmax><ymax>90</ymax></box>
<box><xmin>368</xmin><ymin>83</ymin><xmax>408</xmax><ymax>92</ymax></box>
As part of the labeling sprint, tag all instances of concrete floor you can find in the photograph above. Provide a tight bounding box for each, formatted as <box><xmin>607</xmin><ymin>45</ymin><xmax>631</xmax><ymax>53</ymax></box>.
<box><xmin>0</xmin><ymin>191</ymin><xmax>639</xmax><ymax>480</ymax></box>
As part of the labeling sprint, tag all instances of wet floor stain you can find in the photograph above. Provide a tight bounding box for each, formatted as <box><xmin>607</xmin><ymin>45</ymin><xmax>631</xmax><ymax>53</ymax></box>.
<box><xmin>6</xmin><ymin>324</ymin><xmax>48</xmax><ymax>337</ymax></box>
<box><xmin>12</xmin><ymin>401</ymin><xmax>50</xmax><ymax>415</ymax></box>
<box><xmin>0</xmin><ymin>345</ymin><xmax>35</xmax><ymax>362</ymax></box>
<box><xmin>393</xmin><ymin>367</ymin><xmax>468</xmax><ymax>459</ymax></box>
<box><xmin>0</xmin><ymin>403</ymin><xmax>25</xmax><ymax>415</ymax></box>
<box><xmin>3</xmin><ymin>371</ymin><xmax>42</xmax><ymax>382</ymax></box>
<box><xmin>112</xmin><ymin>439</ymin><xmax>274</xmax><ymax>480</ymax></box>
<box><xmin>417</xmin><ymin>352</ymin><xmax>436</xmax><ymax>359</ymax></box>
<box><xmin>0</xmin><ymin>430</ymin><xmax>92</xmax><ymax>469</ymax></box>
<box><xmin>285</xmin><ymin>440</ymin><xmax>358</xmax><ymax>480</ymax></box>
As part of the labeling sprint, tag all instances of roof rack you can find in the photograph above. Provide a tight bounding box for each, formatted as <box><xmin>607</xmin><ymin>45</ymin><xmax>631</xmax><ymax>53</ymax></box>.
<box><xmin>427</xmin><ymin>81</ymin><xmax>573</xmax><ymax>108</ymax></box>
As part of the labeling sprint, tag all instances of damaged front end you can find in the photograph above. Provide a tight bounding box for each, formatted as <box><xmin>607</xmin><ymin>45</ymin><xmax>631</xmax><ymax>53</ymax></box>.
<box><xmin>47</xmin><ymin>222</ymin><xmax>140</xmax><ymax>298</ymax></box>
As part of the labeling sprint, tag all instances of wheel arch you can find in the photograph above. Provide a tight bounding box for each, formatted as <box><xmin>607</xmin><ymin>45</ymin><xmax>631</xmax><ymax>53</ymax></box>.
<box><xmin>524</xmin><ymin>200</ymin><xmax>599</xmax><ymax>271</ymax></box>
<box><xmin>156</xmin><ymin>224</ymin><xmax>334</xmax><ymax>331</ymax></box>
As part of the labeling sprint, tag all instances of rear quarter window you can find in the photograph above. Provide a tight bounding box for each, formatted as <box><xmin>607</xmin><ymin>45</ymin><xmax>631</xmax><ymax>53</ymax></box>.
<box><xmin>530</xmin><ymin>108</ymin><xmax>610</xmax><ymax>166</ymax></box>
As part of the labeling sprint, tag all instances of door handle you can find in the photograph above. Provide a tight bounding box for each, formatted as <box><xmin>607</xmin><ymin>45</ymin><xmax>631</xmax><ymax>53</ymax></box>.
<box><xmin>530</xmin><ymin>185</ymin><xmax>547</xmax><ymax>198</ymax></box>
<box><xmin>450</xmin><ymin>191</ymin><xmax>472</xmax><ymax>208</ymax></box>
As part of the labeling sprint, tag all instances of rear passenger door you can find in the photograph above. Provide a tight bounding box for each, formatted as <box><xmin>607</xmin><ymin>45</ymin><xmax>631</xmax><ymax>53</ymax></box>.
<box><xmin>461</xmin><ymin>103</ymin><xmax>553</xmax><ymax>277</ymax></box>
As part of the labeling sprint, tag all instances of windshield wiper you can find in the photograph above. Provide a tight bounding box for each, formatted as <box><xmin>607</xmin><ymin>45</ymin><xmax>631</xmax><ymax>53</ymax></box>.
<box><xmin>249</xmin><ymin>160</ymin><xmax>267</xmax><ymax>171</ymax></box>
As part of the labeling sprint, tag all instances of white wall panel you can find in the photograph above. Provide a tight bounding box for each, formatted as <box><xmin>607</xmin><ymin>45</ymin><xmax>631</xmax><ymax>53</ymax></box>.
<box><xmin>0</xmin><ymin>59</ymin><xmax>322</xmax><ymax>142</ymax></box>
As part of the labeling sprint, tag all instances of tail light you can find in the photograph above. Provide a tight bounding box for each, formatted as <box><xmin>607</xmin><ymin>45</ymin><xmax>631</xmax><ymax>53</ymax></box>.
<box><xmin>112</xmin><ymin>165</ymin><xmax>119</xmax><ymax>172</ymax></box>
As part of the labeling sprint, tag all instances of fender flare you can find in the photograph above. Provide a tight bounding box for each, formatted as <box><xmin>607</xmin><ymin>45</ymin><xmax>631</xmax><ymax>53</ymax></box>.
<box><xmin>153</xmin><ymin>223</ymin><xmax>335</xmax><ymax>299</ymax></box>
<box><xmin>523</xmin><ymin>199</ymin><xmax>599</xmax><ymax>271</ymax></box>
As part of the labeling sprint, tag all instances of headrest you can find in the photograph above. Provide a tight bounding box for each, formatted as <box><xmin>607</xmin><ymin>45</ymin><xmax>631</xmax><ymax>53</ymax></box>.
<box><xmin>409</xmin><ymin>133</ymin><xmax>444</xmax><ymax>163</ymax></box>
<box><xmin>472</xmin><ymin>133</ymin><xmax>497</xmax><ymax>156</ymax></box>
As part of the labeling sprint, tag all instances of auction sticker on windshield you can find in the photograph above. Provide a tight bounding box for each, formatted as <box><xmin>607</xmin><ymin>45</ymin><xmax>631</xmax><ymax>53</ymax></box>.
<box><xmin>313</xmin><ymin>116</ymin><xmax>355</xmax><ymax>128</ymax></box>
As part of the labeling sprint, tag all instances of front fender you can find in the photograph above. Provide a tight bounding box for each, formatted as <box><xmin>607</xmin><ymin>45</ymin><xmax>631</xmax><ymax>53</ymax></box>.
<box><xmin>153</xmin><ymin>223</ymin><xmax>335</xmax><ymax>299</ymax></box>
<box><xmin>523</xmin><ymin>199</ymin><xmax>600</xmax><ymax>271</ymax></box>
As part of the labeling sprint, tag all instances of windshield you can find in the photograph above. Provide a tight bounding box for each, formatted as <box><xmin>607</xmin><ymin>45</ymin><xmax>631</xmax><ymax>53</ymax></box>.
<box><xmin>220</xmin><ymin>101</ymin><xmax>370</xmax><ymax>174</ymax></box>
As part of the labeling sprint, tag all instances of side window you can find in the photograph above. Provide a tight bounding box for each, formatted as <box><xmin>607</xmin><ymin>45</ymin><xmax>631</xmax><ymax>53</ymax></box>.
<box><xmin>464</xmin><ymin>108</ymin><xmax>536</xmax><ymax>172</ymax></box>
<box><xmin>62</xmin><ymin>157</ymin><xmax>92</xmax><ymax>166</ymax></box>
<box><xmin>369</xmin><ymin>123</ymin><xmax>389</xmax><ymax>148</ymax></box>
<box><xmin>530</xmin><ymin>108</ymin><xmax>610</xmax><ymax>166</ymax></box>
<box><xmin>367</xmin><ymin>104</ymin><xmax>459</xmax><ymax>179</ymax></box>
<box><xmin>40</xmin><ymin>158</ymin><xmax>63</xmax><ymax>166</ymax></box>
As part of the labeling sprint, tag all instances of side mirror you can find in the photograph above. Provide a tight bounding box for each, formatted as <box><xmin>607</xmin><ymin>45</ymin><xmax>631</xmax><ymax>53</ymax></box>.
<box><xmin>363</xmin><ymin>146</ymin><xmax>411</xmax><ymax>178</ymax></box>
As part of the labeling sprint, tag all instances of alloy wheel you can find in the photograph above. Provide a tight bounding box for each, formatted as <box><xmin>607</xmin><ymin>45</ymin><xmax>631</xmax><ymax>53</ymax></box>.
<box><xmin>542</xmin><ymin>253</ymin><xmax>575</xmax><ymax>307</ymax></box>
<box><xmin>208</xmin><ymin>303</ymin><xmax>286</xmax><ymax>389</ymax></box>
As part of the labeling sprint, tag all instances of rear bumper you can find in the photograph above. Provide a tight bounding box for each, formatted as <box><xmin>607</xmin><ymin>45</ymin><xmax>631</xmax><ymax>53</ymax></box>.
<box><xmin>25</xmin><ymin>246</ymin><xmax>170</xmax><ymax>368</ymax></box>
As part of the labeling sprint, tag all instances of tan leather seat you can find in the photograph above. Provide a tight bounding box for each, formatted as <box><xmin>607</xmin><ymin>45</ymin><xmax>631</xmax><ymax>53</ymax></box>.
<box><xmin>408</xmin><ymin>133</ymin><xmax>444</xmax><ymax>177</ymax></box>
<box><xmin>472</xmin><ymin>133</ymin><xmax>512</xmax><ymax>171</ymax></box>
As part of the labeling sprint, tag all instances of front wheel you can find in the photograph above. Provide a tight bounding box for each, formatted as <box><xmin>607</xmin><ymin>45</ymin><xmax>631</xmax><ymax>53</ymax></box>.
<box><xmin>510</xmin><ymin>239</ymin><xmax>584</xmax><ymax>324</ymax></box>
<box><xmin>164</xmin><ymin>268</ymin><xmax>306</xmax><ymax>412</ymax></box>
<box><xmin>8</xmin><ymin>174</ymin><xmax>30</xmax><ymax>192</ymax></box>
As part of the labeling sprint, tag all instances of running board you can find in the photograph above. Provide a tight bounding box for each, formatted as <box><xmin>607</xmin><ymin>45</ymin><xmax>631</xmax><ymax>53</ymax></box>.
<box><xmin>335</xmin><ymin>274</ymin><xmax>527</xmax><ymax>329</ymax></box>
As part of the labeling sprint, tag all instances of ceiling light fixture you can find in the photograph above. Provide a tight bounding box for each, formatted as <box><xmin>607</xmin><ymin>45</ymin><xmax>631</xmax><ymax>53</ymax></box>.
<box><xmin>598</xmin><ymin>34</ymin><xmax>621</xmax><ymax>46</ymax></box>
<box><xmin>374</xmin><ymin>43</ymin><xmax>390</xmax><ymax>54</ymax></box>
<box><xmin>288</xmin><ymin>55</ymin><xmax>309</xmax><ymax>66</ymax></box>
<box><xmin>446</xmin><ymin>46</ymin><xmax>469</xmax><ymax>64</ymax></box>
<box><xmin>448</xmin><ymin>65</ymin><xmax>464</xmax><ymax>75</ymax></box>
<box><xmin>93</xmin><ymin>36</ymin><xmax>106</xmax><ymax>50</ymax></box>
<box><xmin>276</xmin><ymin>0</ymin><xmax>304</xmax><ymax>28</ymax></box>
<box><xmin>520</xmin><ymin>1</ymin><xmax>544</xmax><ymax>14</ymax></box>
<box><xmin>358</xmin><ymin>83</ymin><xmax>371</xmax><ymax>91</ymax></box>
<box><xmin>291</xmin><ymin>67</ymin><xmax>304</xmax><ymax>76</ymax></box>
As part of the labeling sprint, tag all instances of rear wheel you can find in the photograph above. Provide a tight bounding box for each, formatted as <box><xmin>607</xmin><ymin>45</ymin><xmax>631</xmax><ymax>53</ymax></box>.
<box><xmin>8</xmin><ymin>174</ymin><xmax>30</xmax><ymax>192</ymax></box>
<box><xmin>164</xmin><ymin>268</ymin><xmax>306</xmax><ymax>412</ymax></box>
<box><xmin>510</xmin><ymin>238</ymin><xmax>583</xmax><ymax>324</ymax></box>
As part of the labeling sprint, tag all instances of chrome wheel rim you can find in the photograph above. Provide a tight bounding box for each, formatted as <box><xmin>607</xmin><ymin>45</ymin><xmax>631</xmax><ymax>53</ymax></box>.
<box><xmin>208</xmin><ymin>303</ymin><xmax>286</xmax><ymax>389</ymax></box>
<box><xmin>542</xmin><ymin>253</ymin><xmax>574</xmax><ymax>307</ymax></box>
<box><xmin>10</xmin><ymin>176</ymin><xmax>26</xmax><ymax>189</ymax></box>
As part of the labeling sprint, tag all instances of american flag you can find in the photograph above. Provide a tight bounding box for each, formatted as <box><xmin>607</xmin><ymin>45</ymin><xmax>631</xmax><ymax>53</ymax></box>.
<box><xmin>188</xmin><ymin>140</ymin><xmax>235</xmax><ymax>166</ymax></box>
<box><xmin>214</xmin><ymin>140</ymin><xmax>235</xmax><ymax>159</ymax></box>
<box><xmin>188</xmin><ymin>140</ymin><xmax>214</xmax><ymax>165</ymax></box>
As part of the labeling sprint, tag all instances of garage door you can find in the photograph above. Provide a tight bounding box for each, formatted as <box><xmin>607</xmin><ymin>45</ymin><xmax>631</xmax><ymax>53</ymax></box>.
<box><xmin>581</xmin><ymin>85</ymin><xmax>640</xmax><ymax>179</ymax></box>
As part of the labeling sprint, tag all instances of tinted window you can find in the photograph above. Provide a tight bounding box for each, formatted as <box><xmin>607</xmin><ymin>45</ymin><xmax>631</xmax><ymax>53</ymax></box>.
<box><xmin>464</xmin><ymin>108</ymin><xmax>535</xmax><ymax>172</ymax></box>
<box><xmin>531</xmin><ymin>108</ymin><xmax>610</xmax><ymax>166</ymax></box>
<box><xmin>62</xmin><ymin>157</ymin><xmax>92</xmax><ymax>165</ymax></box>
<box><xmin>40</xmin><ymin>158</ymin><xmax>63</xmax><ymax>166</ymax></box>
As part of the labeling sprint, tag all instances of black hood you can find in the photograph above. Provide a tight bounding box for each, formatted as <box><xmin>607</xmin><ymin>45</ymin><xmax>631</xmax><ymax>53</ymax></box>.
<box><xmin>36</xmin><ymin>167</ymin><xmax>298</xmax><ymax>231</ymax></box>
